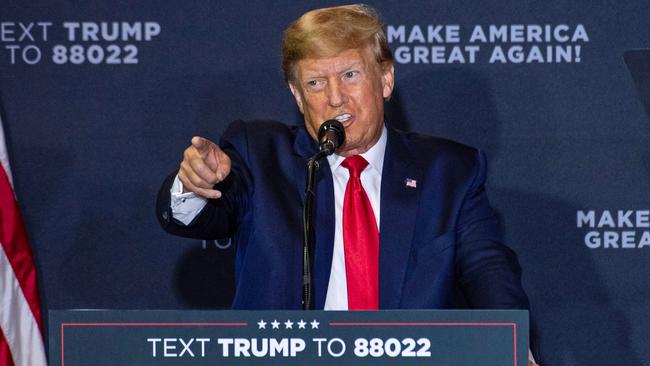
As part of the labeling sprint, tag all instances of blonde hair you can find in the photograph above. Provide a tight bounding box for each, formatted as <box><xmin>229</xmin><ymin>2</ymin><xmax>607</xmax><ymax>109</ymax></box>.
<box><xmin>282</xmin><ymin>4</ymin><xmax>394</xmax><ymax>83</ymax></box>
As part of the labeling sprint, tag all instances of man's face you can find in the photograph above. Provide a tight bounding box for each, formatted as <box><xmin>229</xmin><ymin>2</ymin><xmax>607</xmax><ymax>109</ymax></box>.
<box><xmin>289</xmin><ymin>46</ymin><xmax>394</xmax><ymax>157</ymax></box>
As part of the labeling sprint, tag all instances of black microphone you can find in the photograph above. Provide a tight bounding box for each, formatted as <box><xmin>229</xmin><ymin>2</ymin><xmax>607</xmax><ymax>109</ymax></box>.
<box><xmin>318</xmin><ymin>119</ymin><xmax>346</xmax><ymax>156</ymax></box>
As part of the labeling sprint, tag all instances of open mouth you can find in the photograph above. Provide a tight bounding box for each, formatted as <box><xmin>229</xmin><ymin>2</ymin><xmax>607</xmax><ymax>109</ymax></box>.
<box><xmin>334</xmin><ymin>113</ymin><xmax>352</xmax><ymax>125</ymax></box>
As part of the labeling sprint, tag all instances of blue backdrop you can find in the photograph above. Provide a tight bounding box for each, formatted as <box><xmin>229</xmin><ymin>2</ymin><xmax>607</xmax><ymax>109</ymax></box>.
<box><xmin>1</xmin><ymin>1</ymin><xmax>649</xmax><ymax>365</ymax></box>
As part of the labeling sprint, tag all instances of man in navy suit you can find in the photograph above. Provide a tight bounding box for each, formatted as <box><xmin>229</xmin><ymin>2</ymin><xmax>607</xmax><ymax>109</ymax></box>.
<box><xmin>157</xmin><ymin>4</ymin><xmax>539</xmax><ymax>364</ymax></box>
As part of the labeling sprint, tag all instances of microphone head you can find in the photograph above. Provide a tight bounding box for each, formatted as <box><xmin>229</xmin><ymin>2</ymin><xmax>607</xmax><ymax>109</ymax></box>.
<box><xmin>318</xmin><ymin>119</ymin><xmax>346</xmax><ymax>154</ymax></box>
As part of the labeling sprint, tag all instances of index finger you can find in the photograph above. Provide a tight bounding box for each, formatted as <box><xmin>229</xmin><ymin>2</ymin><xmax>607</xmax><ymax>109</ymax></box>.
<box><xmin>191</xmin><ymin>136</ymin><xmax>214</xmax><ymax>158</ymax></box>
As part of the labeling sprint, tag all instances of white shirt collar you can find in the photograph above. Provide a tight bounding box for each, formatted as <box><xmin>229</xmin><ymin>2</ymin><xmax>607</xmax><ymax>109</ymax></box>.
<box><xmin>327</xmin><ymin>125</ymin><xmax>387</xmax><ymax>175</ymax></box>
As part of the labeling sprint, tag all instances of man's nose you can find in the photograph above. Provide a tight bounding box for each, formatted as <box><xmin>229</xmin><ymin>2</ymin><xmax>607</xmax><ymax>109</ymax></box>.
<box><xmin>326</xmin><ymin>81</ymin><xmax>348</xmax><ymax>107</ymax></box>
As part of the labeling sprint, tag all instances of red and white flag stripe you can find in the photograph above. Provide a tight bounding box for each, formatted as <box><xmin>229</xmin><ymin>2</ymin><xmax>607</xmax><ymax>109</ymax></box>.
<box><xmin>0</xmin><ymin>117</ymin><xmax>47</xmax><ymax>366</ymax></box>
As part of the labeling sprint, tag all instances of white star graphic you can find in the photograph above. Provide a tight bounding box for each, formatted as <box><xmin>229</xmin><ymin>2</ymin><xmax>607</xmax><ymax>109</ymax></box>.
<box><xmin>310</xmin><ymin>319</ymin><xmax>320</xmax><ymax>329</ymax></box>
<box><xmin>257</xmin><ymin>320</ymin><xmax>267</xmax><ymax>329</ymax></box>
<box><xmin>297</xmin><ymin>320</ymin><xmax>307</xmax><ymax>329</ymax></box>
<box><xmin>284</xmin><ymin>320</ymin><xmax>294</xmax><ymax>329</ymax></box>
<box><xmin>271</xmin><ymin>320</ymin><xmax>280</xmax><ymax>329</ymax></box>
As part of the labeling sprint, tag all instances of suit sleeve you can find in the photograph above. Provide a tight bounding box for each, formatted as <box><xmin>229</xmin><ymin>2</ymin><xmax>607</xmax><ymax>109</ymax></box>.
<box><xmin>156</xmin><ymin>121</ymin><xmax>253</xmax><ymax>240</ymax></box>
<box><xmin>454</xmin><ymin>150</ymin><xmax>530</xmax><ymax>310</ymax></box>
<box><xmin>454</xmin><ymin>151</ymin><xmax>543</xmax><ymax>362</ymax></box>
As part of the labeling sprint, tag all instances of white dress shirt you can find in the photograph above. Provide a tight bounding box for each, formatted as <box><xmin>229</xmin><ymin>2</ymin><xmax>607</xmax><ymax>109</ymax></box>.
<box><xmin>323</xmin><ymin>126</ymin><xmax>386</xmax><ymax>310</ymax></box>
<box><xmin>170</xmin><ymin>176</ymin><xmax>208</xmax><ymax>225</ymax></box>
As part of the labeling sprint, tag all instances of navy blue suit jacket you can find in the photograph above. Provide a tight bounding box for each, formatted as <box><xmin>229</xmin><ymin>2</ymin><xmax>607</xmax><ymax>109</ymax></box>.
<box><xmin>157</xmin><ymin>120</ymin><xmax>530</xmax><ymax>312</ymax></box>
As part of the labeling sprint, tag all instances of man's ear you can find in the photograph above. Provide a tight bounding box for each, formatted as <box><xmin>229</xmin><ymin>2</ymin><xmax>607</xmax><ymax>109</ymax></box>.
<box><xmin>381</xmin><ymin>62</ymin><xmax>395</xmax><ymax>100</ymax></box>
<box><xmin>288</xmin><ymin>82</ymin><xmax>304</xmax><ymax>114</ymax></box>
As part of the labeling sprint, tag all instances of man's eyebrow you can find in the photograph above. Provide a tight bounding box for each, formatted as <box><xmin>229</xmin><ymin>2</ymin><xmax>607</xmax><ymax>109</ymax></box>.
<box><xmin>301</xmin><ymin>62</ymin><xmax>365</xmax><ymax>79</ymax></box>
<box><xmin>301</xmin><ymin>71</ymin><xmax>323</xmax><ymax>79</ymax></box>
<box><xmin>336</xmin><ymin>61</ymin><xmax>364</xmax><ymax>72</ymax></box>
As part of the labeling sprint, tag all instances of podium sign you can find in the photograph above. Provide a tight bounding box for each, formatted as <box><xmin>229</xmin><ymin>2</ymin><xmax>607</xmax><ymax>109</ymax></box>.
<box><xmin>49</xmin><ymin>310</ymin><xmax>528</xmax><ymax>365</ymax></box>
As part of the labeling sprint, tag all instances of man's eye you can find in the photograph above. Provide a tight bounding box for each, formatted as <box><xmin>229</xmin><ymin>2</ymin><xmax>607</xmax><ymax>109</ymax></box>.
<box><xmin>344</xmin><ymin>71</ymin><xmax>358</xmax><ymax>78</ymax></box>
<box><xmin>306</xmin><ymin>80</ymin><xmax>323</xmax><ymax>88</ymax></box>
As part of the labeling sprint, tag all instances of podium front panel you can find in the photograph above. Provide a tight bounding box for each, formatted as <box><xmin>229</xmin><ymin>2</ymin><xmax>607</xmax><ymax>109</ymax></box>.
<box><xmin>49</xmin><ymin>309</ymin><xmax>528</xmax><ymax>365</ymax></box>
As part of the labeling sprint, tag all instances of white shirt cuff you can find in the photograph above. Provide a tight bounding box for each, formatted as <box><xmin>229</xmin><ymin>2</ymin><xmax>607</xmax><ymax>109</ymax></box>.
<box><xmin>170</xmin><ymin>175</ymin><xmax>208</xmax><ymax>225</ymax></box>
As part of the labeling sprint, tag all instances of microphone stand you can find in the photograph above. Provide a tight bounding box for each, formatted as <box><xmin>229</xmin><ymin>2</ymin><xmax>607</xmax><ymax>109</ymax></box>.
<box><xmin>302</xmin><ymin>149</ymin><xmax>330</xmax><ymax>310</ymax></box>
<box><xmin>301</xmin><ymin>119</ymin><xmax>343</xmax><ymax>310</ymax></box>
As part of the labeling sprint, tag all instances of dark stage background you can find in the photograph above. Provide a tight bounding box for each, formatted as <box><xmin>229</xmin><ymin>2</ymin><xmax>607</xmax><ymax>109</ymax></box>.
<box><xmin>1</xmin><ymin>1</ymin><xmax>649</xmax><ymax>365</ymax></box>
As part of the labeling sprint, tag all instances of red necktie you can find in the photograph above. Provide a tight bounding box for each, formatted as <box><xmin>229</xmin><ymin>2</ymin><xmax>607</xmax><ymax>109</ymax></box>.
<box><xmin>342</xmin><ymin>155</ymin><xmax>379</xmax><ymax>310</ymax></box>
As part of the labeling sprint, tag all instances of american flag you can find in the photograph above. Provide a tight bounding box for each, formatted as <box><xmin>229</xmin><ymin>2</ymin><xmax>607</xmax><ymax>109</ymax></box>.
<box><xmin>405</xmin><ymin>178</ymin><xmax>417</xmax><ymax>188</ymax></box>
<box><xmin>0</xmin><ymin>115</ymin><xmax>47</xmax><ymax>366</ymax></box>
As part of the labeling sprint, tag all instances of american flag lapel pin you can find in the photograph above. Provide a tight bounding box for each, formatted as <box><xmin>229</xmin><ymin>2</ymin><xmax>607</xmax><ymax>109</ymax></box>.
<box><xmin>404</xmin><ymin>178</ymin><xmax>417</xmax><ymax>188</ymax></box>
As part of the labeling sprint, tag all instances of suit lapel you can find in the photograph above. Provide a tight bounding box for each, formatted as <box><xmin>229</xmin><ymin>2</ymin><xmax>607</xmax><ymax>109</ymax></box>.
<box><xmin>312</xmin><ymin>166</ymin><xmax>335</xmax><ymax>309</ymax></box>
<box><xmin>379</xmin><ymin>127</ymin><xmax>421</xmax><ymax>308</ymax></box>
<box><xmin>292</xmin><ymin>127</ymin><xmax>335</xmax><ymax>310</ymax></box>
